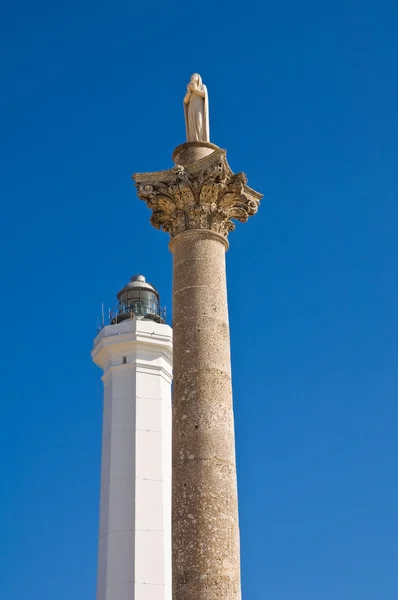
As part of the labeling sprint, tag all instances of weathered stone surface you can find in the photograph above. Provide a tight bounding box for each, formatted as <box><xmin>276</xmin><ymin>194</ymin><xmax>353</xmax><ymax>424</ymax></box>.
<box><xmin>170</xmin><ymin>230</ymin><xmax>241</xmax><ymax>600</ymax></box>
<box><xmin>173</xmin><ymin>141</ymin><xmax>219</xmax><ymax>166</ymax></box>
<box><xmin>134</xmin><ymin>144</ymin><xmax>262</xmax><ymax>239</ymax></box>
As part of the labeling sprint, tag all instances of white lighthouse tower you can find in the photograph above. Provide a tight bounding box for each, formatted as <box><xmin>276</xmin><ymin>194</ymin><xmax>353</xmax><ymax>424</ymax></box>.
<box><xmin>92</xmin><ymin>275</ymin><xmax>172</xmax><ymax>600</ymax></box>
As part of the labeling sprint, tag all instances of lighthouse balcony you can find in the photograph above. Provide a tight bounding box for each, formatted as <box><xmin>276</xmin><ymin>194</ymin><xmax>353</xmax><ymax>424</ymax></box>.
<box><xmin>110</xmin><ymin>301</ymin><xmax>166</xmax><ymax>325</ymax></box>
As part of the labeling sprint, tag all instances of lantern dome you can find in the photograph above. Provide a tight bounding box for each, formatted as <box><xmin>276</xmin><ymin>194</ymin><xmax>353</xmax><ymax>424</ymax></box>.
<box><xmin>110</xmin><ymin>275</ymin><xmax>165</xmax><ymax>324</ymax></box>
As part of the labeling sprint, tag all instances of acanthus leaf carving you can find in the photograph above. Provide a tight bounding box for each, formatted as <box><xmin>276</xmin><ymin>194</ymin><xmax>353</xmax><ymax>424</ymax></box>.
<box><xmin>133</xmin><ymin>148</ymin><xmax>262</xmax><ymax>239</ymax></box>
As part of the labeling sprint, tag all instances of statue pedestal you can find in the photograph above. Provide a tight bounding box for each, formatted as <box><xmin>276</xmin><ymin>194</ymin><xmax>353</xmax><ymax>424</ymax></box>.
<box><xmin>172</xmin><ymin>141</ymin><xmax>219</xmax><ymax>166</ymax></box>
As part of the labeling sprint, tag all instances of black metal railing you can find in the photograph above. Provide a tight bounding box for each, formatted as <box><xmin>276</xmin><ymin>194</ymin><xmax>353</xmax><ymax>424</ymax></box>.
<box><xmin>109</xmin><ymin>300</ymin><xmax>166</xmax><ymax>324</ymax></box>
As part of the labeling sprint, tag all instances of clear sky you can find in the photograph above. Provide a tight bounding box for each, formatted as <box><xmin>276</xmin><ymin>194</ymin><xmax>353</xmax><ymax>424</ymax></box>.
<box><xmin>1</xmin><ymin>0</ymin><xmax>397</xmax><ymax>598</ymax></box>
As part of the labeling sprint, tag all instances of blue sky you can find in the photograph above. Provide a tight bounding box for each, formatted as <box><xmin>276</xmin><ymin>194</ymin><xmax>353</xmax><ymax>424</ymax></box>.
<box><xmin>1</xmin><ymin>0</ymin><xmax>398</xmax><ymax>598</ymax></box>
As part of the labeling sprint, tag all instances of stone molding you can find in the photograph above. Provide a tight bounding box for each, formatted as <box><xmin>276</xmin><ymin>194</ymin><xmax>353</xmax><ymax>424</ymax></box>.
<box><xmin>168</xmin><ymin>228</ymin><xmax>229</xmax><ymax>253</ymax></box>
<box><xmin>133</xmin><ymin>148</ymin><xmax>262</xmax><ymax>238</ymax></box>
<box><xmin>92</xmin><ymin>319</ymin><xmax>173</xmax><ymax>371</ymax></box>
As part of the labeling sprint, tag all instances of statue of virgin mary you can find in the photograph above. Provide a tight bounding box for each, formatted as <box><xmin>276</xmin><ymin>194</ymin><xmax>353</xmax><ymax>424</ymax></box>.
<box><xmin>183</xmin><ymin>73</ymin><xmax>210</xmax><ymax>142</ymax></box>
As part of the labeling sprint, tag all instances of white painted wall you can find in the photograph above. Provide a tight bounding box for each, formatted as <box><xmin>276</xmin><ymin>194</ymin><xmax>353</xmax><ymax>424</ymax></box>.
<box><xmin>92</xmin><ymin>319</ymin><xmax>172</xmax><ymax>600</ymax></box>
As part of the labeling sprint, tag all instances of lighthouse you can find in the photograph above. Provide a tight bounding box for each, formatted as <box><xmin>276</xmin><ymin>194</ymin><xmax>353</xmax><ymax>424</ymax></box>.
<box><xmin>92</xmin><ymin>275</ymin><xmax>173</xmax><ymax>600</ymax></box>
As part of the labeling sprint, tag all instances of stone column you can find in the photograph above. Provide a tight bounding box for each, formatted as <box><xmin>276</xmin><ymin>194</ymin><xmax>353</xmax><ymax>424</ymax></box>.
<box><xmin>134</xmin><ymin>141</ymin><xmax>262</xmax><ymax>600</ymax></box>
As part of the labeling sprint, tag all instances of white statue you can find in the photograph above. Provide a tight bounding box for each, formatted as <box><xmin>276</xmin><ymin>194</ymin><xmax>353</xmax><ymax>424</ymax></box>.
<box><xmin>183</xmin><ymin>73</ymin><xmax>210</xmax><ymax>142</ymax></box>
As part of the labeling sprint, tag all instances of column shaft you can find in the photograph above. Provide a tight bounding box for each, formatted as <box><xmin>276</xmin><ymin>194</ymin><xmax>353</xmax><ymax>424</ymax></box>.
<box><xmin>170</xmin><ymin>230</ymin><xmax>241</xmax><ymax>600</ymax></box>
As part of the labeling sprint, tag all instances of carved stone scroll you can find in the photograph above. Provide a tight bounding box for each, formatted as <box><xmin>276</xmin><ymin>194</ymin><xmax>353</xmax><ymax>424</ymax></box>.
<box><xmin>133</xmin><ymin>148</ymin><xmax>262</xmax><ymax>239</ymax></box>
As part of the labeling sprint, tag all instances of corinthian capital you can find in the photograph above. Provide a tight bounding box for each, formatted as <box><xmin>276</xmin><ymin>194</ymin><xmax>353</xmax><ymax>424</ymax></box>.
<box><xmin>133</xmin><ymin>146</ymin><xmax>262</xmax><ymax>239</ymax></box>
